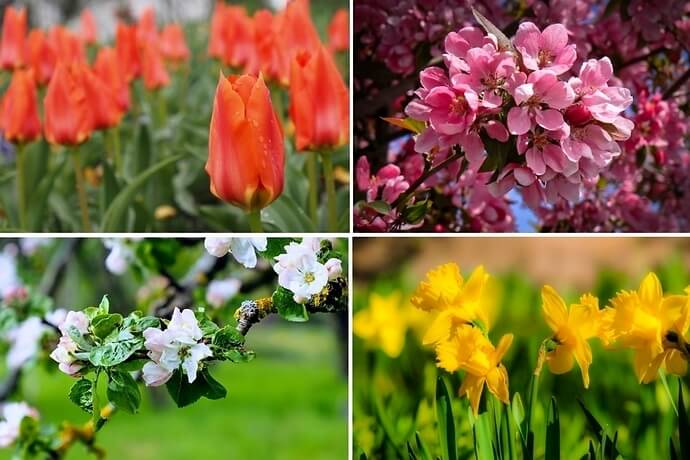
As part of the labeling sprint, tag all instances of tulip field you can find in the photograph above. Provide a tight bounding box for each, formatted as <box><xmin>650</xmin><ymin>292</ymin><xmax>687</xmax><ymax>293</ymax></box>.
<box><xmin>353</xmin><ymin>237</ymin><xmax>690</xmax><ymax>460</ymax></box>
<box><xmin>0</xmin><ymin>1</ymin><xmax>349</xmax><ymax>232</ymax></box>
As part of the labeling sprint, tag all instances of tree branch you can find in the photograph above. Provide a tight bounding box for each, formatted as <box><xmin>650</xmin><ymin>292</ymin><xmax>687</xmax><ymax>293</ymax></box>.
<box><xmin>663</xmin><ymin>67</ymin><xmax>690</xmax><ymax>100</ymax></box>
<box><xmin>235</xmin><ymin>277</ymin><xmax>349</xmax><ymax>336</ymax></box>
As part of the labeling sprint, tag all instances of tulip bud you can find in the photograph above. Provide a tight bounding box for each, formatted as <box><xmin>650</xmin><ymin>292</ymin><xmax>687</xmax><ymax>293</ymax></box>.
<box><xmin>141</xmin><ymin>43</ymin><xmax>170</xmax><ymax>91</ymax></box>
<box><xmin>222</xmin><ymin>6</ymin><xmax>257</xmax><ymax>72</ymax></box>
<box><xmin>80</xmin><ymin>65</ymin><xmax>123</xmax><ymax>131</ymax></box>
<box><xmin>254</xmin><ymin>10</ymin><xmax>289</xmax><ymax>85</ymax></box>
<box><xmin>27</xmin><ymin>29</ymin><xmax>56</xmax><ymax>85</ymax></box>
<box><xmin>160</xmin><ymin>24</ymin><xmax>190</xmax><ymax>63</ymax></box>
<box><xmin>328</xmin><ymin>9</ymin><xmax>349</xmax><ymax>52</ymax></box>
<box><xmin>115</xmin><ymin>22</ymin><xmax>141</xmax><ymax>81</ymax></box>
<box><xmin>206</xmin><ymin>73</ymin><xmax>284</xmax><ymax>212</ymax></box>
<box><xmin>93</xmin><ymin>47</ymin><xmax>131</xmax><ymax>112</ymax></box>
<box><xmin>208</xmin><ymin>1</ymin><xmax>228</xmax><ymax>59</ymax></box>
<box><xmin>49</xmin><ymin>26</ymin><xmax>86</xmax><ymax>65</ymax></box>
<box><xmin>0</xmin><ymin>6</ymin><xmax>27</xmax><ymax>70</ymax></box>
<box><xmin>80</xmin><ymin>9</ymin><xmax>97</xmax><ymax>45</ymax></box>
<box><xmin>289</xmin><ymin>45</ymin><xmax>349</xmax><ymax>151</ymax></box>
<box><xmin>44</xmin><ymin>63</ymin><xmax>93</xmax><ymax>146</ymax></box>
<box><xmin>1</xmin><ymin>69</ymin><xmax>41</xmax><ymax>143</ymax></box>
<box><xmin>281</xmin><ymin>0</ymin><xmax>320</xmax><ymax>60</ymax></box>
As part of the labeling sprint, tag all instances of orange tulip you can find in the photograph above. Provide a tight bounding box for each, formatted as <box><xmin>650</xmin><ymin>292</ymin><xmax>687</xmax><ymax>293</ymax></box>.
<box><xmin>141</xmin><ymin>43</ymin><xmax>170</xmax><ymax>90</ymax></box>
<box><xmin>27</xmin><ymin>29</ymin><xmax>56</xmax><ymax>85</ymax></box>
<box><xmin>328</xmin><ymin>9</ymin><xmax>349</xmax><ymax>52</ymax></box>
<box><xmin>0</xmin><ymin>6</ymin><xmax>27</xmax><ymax>70</ymax></box>
<box><xmin>44</xmin><ymin>63</ymin><xmax>93</xmax><ymax>146</ymax></box>
<box><xmin>208</xmin><ymin>1</ymin><xmax>228</xmax><ymax>59</ymax></box>
<box><xmin>80</xmin><ymin>9</ymin><xmax>97</xmax><ymax>45</ymax></box>
<box><xmin>93</xmin><ymin>47</ymin><xmax>131</xmax><ymax>112</ymax></box>
<box><xmin>49</xmin><ymin>26</ymin><xmax>86</xmax><ymax>65</ymax></box>
<box><xmin>254</xmin><ymin>10</ymin><xmax>289</xmax><ymax>85</ymax></box>
<box><xmin>289</xmin><ymin>45</ymin><xmax>349</xmax><ymax>151</ymax></box>
<box><xmin>281</xmin><ymin>0</ymin><xmax>320</xmax><ymax>60</ymax></box>
<box><xmin>115</xmin><ymin>22</ymin><xmax>141</xmax><ymax>81</ymax></box>
<box><xmin>206</xmin><ymin>73</ymin><xmax>284</xmax><ymax>212</ymax></box>
<box><xmin>0</xmin><ymin>69</ymin><xmax>41</xmax><ymax>143</ymax></box>
<box><xmin>80</xmin><ymin>65</ymin><xmax>123</xmax><ymax>130</ymax></box>
<box><xmin>222</xmin><ymin>7</ymin><xmax>257</xmax><ymax>72</ymax></box>
<box><xmin>159</xmin><ymin>24</ymin><xmax>190</xmax><ymax>63</ymax></box>
<box><xmin>137</xmin><ymin>7</ymin><xmax>158</xmax><ymax>45</ymax></box>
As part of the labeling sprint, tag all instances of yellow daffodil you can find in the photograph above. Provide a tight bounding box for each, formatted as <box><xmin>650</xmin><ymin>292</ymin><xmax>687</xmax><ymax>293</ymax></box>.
<box><xmin>354</xmin><ymin>292</ymin><xmax>409</xmax><ymax>358</ymax></box>
<box><xmin>435</xmin><ymin>325</ymin><xmax>512</xmax><ymax>415</ymax></box>
<box><xmin>607</xmin><ymin>273</ymin><xmax>690</xmax><ymax>383</ymax></box>
<box><xmin>541</xmin><ymin>286</ymin><xmax>606</xmax><ymax>388</ymax></box>
<box><xmin>411</xmin><ymin>263</ymin><xmax>494</xmax><ymax>346</ymax></box>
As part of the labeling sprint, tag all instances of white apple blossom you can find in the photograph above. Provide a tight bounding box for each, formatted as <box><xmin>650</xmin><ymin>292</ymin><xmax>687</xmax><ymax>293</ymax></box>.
<box><xmin>50</xmin><ymin>336</ymin><xmax>84</xmax><ymax>376</ymax></box>
<box><xmin>203</xmin><ymin>237</ymin><xmax>267</xmax><ymax>268</ymax></box>
<box><xmin>58</xmin><ymin>311</ymin><xmax>89</xmax><ymax>336</ymax></box>
<box><xmin>6</xmin><ymin>318</ymin><xmax>47</xmax><ymax>370</ymax></box>
<box><xmin>206</xmin><ymin>278</ymin><xmax>242</xmax><ymax>308</ymax></box>
<box><xmin>273</xmin><ymin>238</ymin><xmax>322</xmax><ymax>276</ymax></box>
<box><xmin>142</xmin><ymin>308</ymin><xmax>213</xmax><ymax>386</ymax></box>
<box><xmin>279</xmin><ymin>254</ymin><xmax>329</xmax><ymax>304</ymax></box>
<box><xmin>44</xmin><ymin>309</ymin><xmax>68</xmax><ymax>329</ymax></box>
<box><xmin>0</xmin><ymin>402</ymin><xmax>38</xmax><ymax>447</ymax></box>
<box><xmin>324</xmin><ymin>259</ymin><xmax>343</xmax><ymax>280</ymax></box>
<box><xmin>0</xmin><ymin>245</ymin><xmax>21</xmax><ymax>300</ymax></box>
<box><xmin>104</xmin><ymin>239</ymin><xmax>135</xmax><ymax>275</ymax></box>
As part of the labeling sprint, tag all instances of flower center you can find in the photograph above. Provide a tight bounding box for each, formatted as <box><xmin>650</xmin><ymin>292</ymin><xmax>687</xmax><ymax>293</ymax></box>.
<box><xmin>532</xmin><ymin>131</ymin><xmax>550</xmax><ymax>149</ymax></box>
<box><xmin>304</xmin><ymin>272</ymin><xmax>316</xmax><ymax>284</ymax></box>
<box><xmin>538</xmin><ymin>49</ymin><xmax>554</xmax><ymax>66</ymax></box>
<box><xmin>480</xmin><ymin>74</ymin><xmax>505</xmax><ymax>90</ymax></box>
<box><xmin>450</xmin><ymin>94</ymin><xmax>468</xmax><ymax>114</ymax></box>
<box><xmin>526</xmin><ymin>95</ymin><xmax>542</xmax><ymax>109</ymax></box>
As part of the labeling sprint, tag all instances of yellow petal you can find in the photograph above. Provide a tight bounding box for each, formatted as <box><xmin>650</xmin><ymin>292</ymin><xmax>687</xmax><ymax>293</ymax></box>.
<box><xmin>639</xmin><ymin>272</ymin><xmax>662</xmax><ymax>310</ymax></box>
<box><xmin>486</xmin><ymin>364</ymin><xmax>510</xmax><ymax>404</ymax></box>
<box><xmin>411</xmin><ymin>263</ymin><xmax>463</xmax><ymax>312</ymax></box>
<box><xmin>459</xmin><ymin>374</ymin><xmax>485</xmax><ymax>416</ymax></box>
<box><xmin>546</xmin><ymin>345</ymin><xmax>574</xmax><ymax>375</ymax></box>
<box><xmin>665</xmin><ymin>350</ymin><xmax>688</xmax><ymax>376</ymax></box>
<box><xmin>436</xmin><ymin>337</ymin><xmax>461</xmax><ymax>372</ymax></box>
<box><xmin>353</xmin><ymin>310</ymin><xmax>374</xmax><ymax>340</ymax></box>
<box><xmin>572</xmin><ymin>341</ymin><xmax>593</xmax><ymax>388</ymax></box>
<box><xmin>494</xmin><ymin>334</ymin><xmax>513</xmax><ymax>363</ymax></box>
<box><xmin>422</xmin><ymin>311</ymin><xmax>453</xmax><ymax>345</ymax></box>
<box><xmin>542</xmin><ymin>285</ymin><xmax>568</xmax><ymax>332</ymax></box>
<box><xmin>633</xmin><ymin>345</ymin><xmax>664</xmax><ymax>383</ymax></box>
<box><xmin>380</xmin><ymin>325</ymin><xmax>405</xmax><ymax>358</ymax></box>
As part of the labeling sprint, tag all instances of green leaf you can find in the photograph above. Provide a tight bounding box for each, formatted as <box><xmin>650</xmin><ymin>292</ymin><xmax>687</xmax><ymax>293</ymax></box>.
<box><xmin>107</xmin><ymin>369</ymin><xmax>141</xmax><ymax>413</ymax></box>
<box><xmin>577</xmin><ymin>400</ymin><xmax>621</xmax><ymax>459</ymax></box>
<box><xmin>91</xmin><ymin>313</ymin><xmax>123</xmax><ymax>339</ymax></box>
<box><xmin>195</xmin><ymin>310</ymin><xmax>220</xmax><ymax>336</ymax></box>
<box><xmin>471</xmin><ymin>8</ymin><xmax>514</xmax><ymax>52</ymax></box>
<box><xmin>545</xmin><ymin>397</ymin><xmax>560</xmax><ymax>460</ymax></box>
<box><xmin>98</xmin><ymin>295</ymin><xmax>110</xmax><ymax>314</ymax></box>
<box><xmin>67</xmin><ymin>325</ymin><xmax>93</xmax><ymax>351</ymax></box>
<box><xmin>415</xmin><ymin>432</ymin><xmax>432</xmax><ymax>460</ymax></box>
<box><xmin>88</xmin><ymin>338</ymin><xmax>143</xmax><ymax>367</ymax></box>
<box><xmin>364</xmin><ymin>200</ymin><xmax>391</xmax><ymax>215</ymax></box>
<box><xmin>407</xmin><ymin>442</ymin><xmax>418</xmax><ymax>460</ymax></box>
<box><xmin>260</xmin><ymin>238</ymin><xmax>295</xmax><ymax>260</ymax></box>
<box><xmin>213</xmin><ymin>326</ymin><xmax>245</xmax><ymax>350</ymax></box>
<box><xmin>402</xmin><ymin>200</ymin><xmax>429</xmax><ymax>225</ymax></box>
<box><xmin>137</xmin><ymin>316</ymin><xmax>161</xmax><ymax>331</ymax></box>
<box><xmin>381</xmin><ymin>117</ymin><xmax>426</xmax><ymax>134</ymax></box>
<box><xmin>223</xmin><ymin>348</ymin><xmax>256</xmax><ymax>363</ymax></box>
<box><xmin>679</xmin><ymin>381</ymin><xmax>689</xmax><ymax>460</ymax></box>
<box><xmin>101</xmin><ymin>153</ymin><xmax>185</xmax><ymax>232</ymax></box>
<box><xmin>670</xmin><ymin>438</ymin><xmax>679</xmax><ymax>460</ymax></box>
<box><xmin>271</xmin><ymin>287</ymin><xmax>309</xmax><ymax>322</ymax></box>
<box><xmin>262</xmin><ymin>194</ymin><xmax>314</xmax><ymax>232</ymax></box>
<box><xmin>435</xmin><ymin>376</ymin><xmax>456</xmax><ymax>460</ymax></box>
<box><xmin>165</xmin><ymin>368</ymin><xmax>227</xmax><ymax>408</ymax></box>
<box><xmin>69</xmin><ymin>379</ymin><xmax>94</xmax><ymax>413</ymax></box>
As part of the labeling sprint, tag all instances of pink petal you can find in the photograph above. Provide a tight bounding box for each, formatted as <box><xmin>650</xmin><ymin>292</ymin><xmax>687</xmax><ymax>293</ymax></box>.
<box><xmin>485</xmin><ymin>120</ymin><xmax>509</xmax><ymax>142</ymax></box>
<box><xmin>541</xmin><ymin>24</ymin><xmax>569</xmax><ymax>53</ymax></box>
<box><xmin>514</xmin><ymin>167</ymin><xmax>536</xmax><ymax>186</ymax></box>
<box><xmin>525</xmin><ymin>147</ymin><xmax>546</xmax><ymax>175</ymax></box>
<box><xmin>355</xmin><ymin>156</ymin><xmax>371</xmax><ymax>191</ymax></box>
<box><xmin>513</xmin><ymin>83</ymin><xmax>534</xmax><ymax>105</ymax></box>
<box><xmin>535</xmin><ymin>108</ymin><xmax>564</xmax><ymax>130</ymax></box>
<box><xmin>461</xmin><ymin>132</ymin><xmax>485</xmax><ymax>167</ymax></box>
<box><xmin>507</xmin><ymin>107</ymin><xmax>531</xmax><ymax>135</ymax></box>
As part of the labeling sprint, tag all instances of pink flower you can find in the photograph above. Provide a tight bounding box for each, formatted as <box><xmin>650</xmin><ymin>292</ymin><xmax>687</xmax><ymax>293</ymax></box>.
<box><xmin>513</xmin><ymin>22</ymin><xmax>577</xmax><ymax>75</ymax></box>
<box><xmin>444</xmin><ymin>26</ymin><xmax>497</xmax><ymax>75</ymax></box>
<box><xmin>418</xmin><ymin>83</ymin><xmax>479</xmax><ymax>136</ymax></box>
<box><xmin>517</xmin><ymin>128</ymin><xmax>576</xmax><ymax>177</ymax></box>
<box><xmin>356</xmin><ymin>156</ymin><xmax>410</xmax><ymax>204</ymax></box>
<box><xmin>507</xmin><ymin>69</ymin><xmax>575</xmax><ymax>134</ymax></box>
<box><xmin>451</xmin><ymin>47</ymin><xmax>516</xmax><ymax>108</ymax></box>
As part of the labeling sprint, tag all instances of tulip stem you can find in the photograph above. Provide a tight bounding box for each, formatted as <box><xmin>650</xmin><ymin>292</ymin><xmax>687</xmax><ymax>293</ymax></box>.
<box><xmin>71</xmin><ymin>146</ymin><xmax>91</xmax><ymax>232</ymax></box>
<box><xmin>307</xmin><ymin>154</ymin><xmax>319</xmax><ymax>224</ymax></box>
<box><xmin>320</xmin><ymin>152</ymin><xmax>338</xmax><ymax>231</ymax></box>
<box><xmin>109</xmin><ymin>127</ymin><xmax>122</xmax><ymax>176</ymax></box>
<box><xmin>15</xmin><ymin>143</ymin><xmax>27</xmax><ymax>230</ymax></box>
<box><xmin>247</xmin><ymin>210</ymin><xmax>263</xmax><ymax>232</ymax></box>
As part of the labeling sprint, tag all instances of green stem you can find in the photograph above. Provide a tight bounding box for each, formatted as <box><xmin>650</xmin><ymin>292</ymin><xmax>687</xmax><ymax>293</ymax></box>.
<box><xmin>71</xmin><ymin>146</ymin><xmax>91</xmax><ymax>232</ymax></box>
<box><xmin>110</xmin><ymin>126</ymin><xmax>122</xmax><ymax>176</ymax></box>
<box><xmin>15</xmin><ymin>143</ymin><xmax>27</xmax><ymax>230</ymax></box>
<box><xmin>307</xmin><ymin>154</ymin><xmax>319</xmax><ymax>225</ymax></box>
<box><xmin>247</xmin><ymin>209</ymin><xmax>263</xmax><ymax>232</ymax></box>
<box><xmin>156</xmin><ymin>89</ymin><xmax>167</xmax><ymax>130</ymax></box>
<box><xmin>320</xmin><ymin>152</ymin><xmax>337</xmax><ymax>231</ymax></box>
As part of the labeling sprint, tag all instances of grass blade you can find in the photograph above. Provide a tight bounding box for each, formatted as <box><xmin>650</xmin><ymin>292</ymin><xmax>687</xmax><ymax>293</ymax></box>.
<box><xmin>545</xmin><ymin>397</ymin><xmax>560</xmax><ymax>460</ymax></box>
<box><xmin>678</xmin><ymin>381</ymin><xmax>689</xmax><ymax>460</ymax></box>
<box><xmin>436</xmin><ymin>376</ymin><xmax>457</xmax><ymax>460</ymax></box>
<box><xmin>415</xmin><ymin>432</ymin><xmax>432</xmax><ymax>460</ymax></box>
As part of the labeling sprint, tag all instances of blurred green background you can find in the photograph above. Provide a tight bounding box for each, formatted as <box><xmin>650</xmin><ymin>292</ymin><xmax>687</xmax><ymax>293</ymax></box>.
<box><xmin>353</xmin><ymin>237</ymin><xmax>690</xmax><ymax>460</ymax></box>
<box><xmin>0</xmin><ymin>237</ymin><xmax>348</xmax><ymax>460</ymax></box>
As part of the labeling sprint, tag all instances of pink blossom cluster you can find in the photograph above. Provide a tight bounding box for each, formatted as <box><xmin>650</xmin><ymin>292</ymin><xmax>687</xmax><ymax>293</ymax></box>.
<box><xmin>405</xmin><ymin>21</ymin><xmax>634</xmax><ymax>206</ymax></box>
<box><xmin>354</xmin><ymin>155</ymin><xmax>409</xmax><ymax>231</ymax></box>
